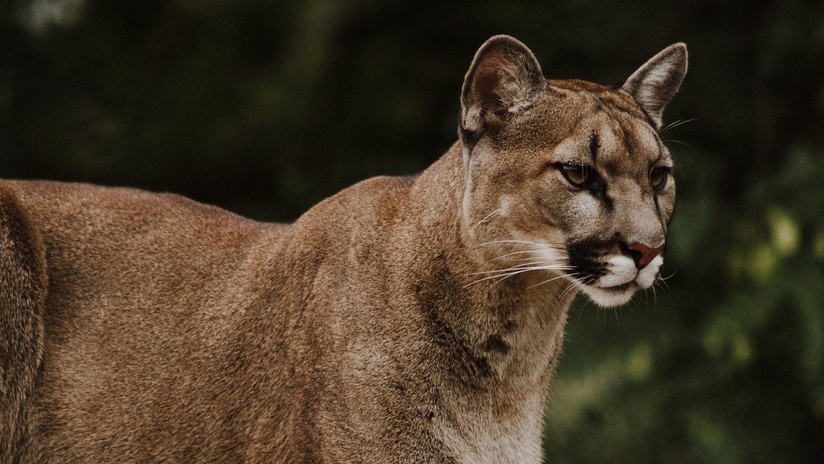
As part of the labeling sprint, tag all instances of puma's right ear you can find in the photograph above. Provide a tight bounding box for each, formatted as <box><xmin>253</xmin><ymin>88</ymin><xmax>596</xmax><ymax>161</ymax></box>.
<box><xmin>622</xmin><ymin>43</ymin><xmax>688</xmax><ymax>130</ymax></box>
<box><xmin>460</xmin><ymin>35</ymin><xmax>546</xmax><ymax>141</ymax></box>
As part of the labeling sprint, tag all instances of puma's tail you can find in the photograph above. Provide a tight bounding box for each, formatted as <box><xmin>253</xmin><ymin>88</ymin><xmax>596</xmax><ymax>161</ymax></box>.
<box><xmin>0</xmin><ymin>181</ymin><xmax>47</xmax><ymax>461</ymax></box>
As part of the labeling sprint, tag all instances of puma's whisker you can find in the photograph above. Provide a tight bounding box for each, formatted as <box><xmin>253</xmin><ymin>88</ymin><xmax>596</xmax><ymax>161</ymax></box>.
<box><xmin>464</xmin><ymin>263</ymin><xmax>574</xmax><ymax>287</ymax></box>
<box><xmin>564</xmin><ymin>276</ymin><xmax>587</xmax><ymax>297</ymax></box>
<box><xmin>648</xmin><ymin>283</ymin><xmax>658</xmax><ymax>306</ymax></box>
<box><xmin>493</xmin><ymin>249</ymin><xmax>550</xmax><ymax>261</ymax></box>
<box><xmin>662</xmin><ymin>138</ymin><xmax>692</xmax><ymax>147</ymax></box>
<box><xmin>654</xmin><ymin>277</ymin><xmax>672</xmax><ymax>296</ymax></box>
<box><xmin>526</xmin><ymin>273</ymin><xmax>572</xmax><ymax>290</ymax></box>
<box><xmin>659</xmin><ymin>115</ymin><xmax>702</xmax><ymax>135</ymax></box>
<box><xmin>466</xmin><ymin>208</ymin><xmax>502</xmax><ymax>236</ymax></box>
<box><xmin>475</xmin><ymin>239</ymin><xmax>548</xmax><ymax>247</ymax></box>
<box><xmin>469</xmin><ymin>261</ymin><xmax>551</xmax><ymax>276</ymax></box>
<box><xmin>660</xmin><ymin>269</ymin><xmax>677</xmax><ymax>281</ymax></box>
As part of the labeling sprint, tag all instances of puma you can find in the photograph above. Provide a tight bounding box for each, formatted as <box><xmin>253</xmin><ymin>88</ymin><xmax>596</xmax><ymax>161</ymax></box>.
<box><xmin>0</xmin><ymin>36</ymin><xmax>687</xmax><ymax>462</ymax></box>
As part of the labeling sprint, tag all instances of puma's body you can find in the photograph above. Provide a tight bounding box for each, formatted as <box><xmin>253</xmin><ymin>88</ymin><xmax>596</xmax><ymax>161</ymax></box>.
<box><xmin>2</xmin><ymin>151</ymin><xmax>561</xmax><ymax>463</ymax></box>
<box><xmin>0</xmin><ymin>37</ymin><xmax>686</xmax><ymax>462</ymax></box>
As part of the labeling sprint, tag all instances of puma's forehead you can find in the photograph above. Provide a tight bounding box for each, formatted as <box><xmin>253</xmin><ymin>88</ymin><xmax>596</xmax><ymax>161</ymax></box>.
<box><xmin>524</xmin><ymin>82</ymin><xmax>670</xmax><ymax>175</ymax></box>
<box><xmin>591</xmin><ymin>111</ymin><xmax>668</xmax><ymax>170</ymax></box>
<box><xmin>547</xmin><ymin>78</ymin><xmax>648</xmax><ymax>121</ymax></box>
<box><xmin>548</xmin><ymin>114</ymin><xmax>664</xmax><ymax>166</ymax></box>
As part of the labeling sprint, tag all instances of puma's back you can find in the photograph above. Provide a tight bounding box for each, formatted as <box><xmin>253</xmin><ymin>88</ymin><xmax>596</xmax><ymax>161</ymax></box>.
<box><xmin>0</xmin><ymin>36</ymin><xmax>686</xmax><ymax>463</ymax></box>
<box><xmin>2</xmin><ymin>181</ymin><xmax>304</xmax><ymax>461</ymax></box>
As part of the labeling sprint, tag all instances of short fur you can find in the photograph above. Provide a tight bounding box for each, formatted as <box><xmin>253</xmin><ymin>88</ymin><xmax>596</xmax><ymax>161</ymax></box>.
<box><xmin>0</xmin><ymin>36</ymin><xmax>686</xmax><ymax>463</ymax></box>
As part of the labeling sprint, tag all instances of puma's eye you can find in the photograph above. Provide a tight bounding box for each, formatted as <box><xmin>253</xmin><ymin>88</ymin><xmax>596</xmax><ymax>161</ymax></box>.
<box><xmin>650</xmin><ymin>167</ymin><xmax>670</xmax><ymax>191</ymax></box>
<box><xmin>560</xmin><ymin>164</ymin><xmax>591</xmax><ymax>188</ymax></box>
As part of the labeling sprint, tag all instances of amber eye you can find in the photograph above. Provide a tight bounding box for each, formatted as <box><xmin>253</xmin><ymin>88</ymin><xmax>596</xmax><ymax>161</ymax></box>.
<box><xmin>560</xmin><ymin>164</ymin><xmax>591</xmax><ymax>187</ymax></box>
<box><xmin>650</xmin><ymin>167</ymin><xmax>670</xmax><ymax>191</ymax></box>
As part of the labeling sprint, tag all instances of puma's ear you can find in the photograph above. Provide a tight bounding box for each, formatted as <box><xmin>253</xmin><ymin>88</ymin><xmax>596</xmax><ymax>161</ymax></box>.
<box><xmin>460</xmin><ymin>35</ymin><xmax>546</xmax><ymax>139</ymax></box>
<box><xmin>622</xmin><ymin>43</ymin><xmax>688</xmax><ymax>130</ymax></box>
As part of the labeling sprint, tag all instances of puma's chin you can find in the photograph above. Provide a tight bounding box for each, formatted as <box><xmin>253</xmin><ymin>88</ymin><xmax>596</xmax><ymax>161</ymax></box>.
<box><xmin>580</xmin><ymin>282</ymin><xmax>638</xmax><ymax>307</ymax></box>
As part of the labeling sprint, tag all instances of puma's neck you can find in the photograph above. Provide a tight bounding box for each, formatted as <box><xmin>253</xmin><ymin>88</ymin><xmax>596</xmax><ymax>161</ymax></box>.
<box><xmin>403</xmin><ymin>143</ymin><xmax>574</xmax><ymax>462</ymax></box>
<box><xmin>411</xmin><ymin>142</ymin><xmax>573</xmax><ymax>382</ymax></box>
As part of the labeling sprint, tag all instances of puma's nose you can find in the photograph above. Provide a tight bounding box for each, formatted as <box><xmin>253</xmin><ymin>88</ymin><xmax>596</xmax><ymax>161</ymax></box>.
<box><xmin>626</xmin><ymin>243</ymin><xmax>665</xmax><ymax>269</ymax></box>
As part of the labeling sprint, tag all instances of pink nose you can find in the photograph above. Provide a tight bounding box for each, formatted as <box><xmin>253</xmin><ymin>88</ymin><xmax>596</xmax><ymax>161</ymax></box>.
<box><xmin>627</xmin><ymin>243</ymin><xmax>664</xmax><ymax>269</ymax></box>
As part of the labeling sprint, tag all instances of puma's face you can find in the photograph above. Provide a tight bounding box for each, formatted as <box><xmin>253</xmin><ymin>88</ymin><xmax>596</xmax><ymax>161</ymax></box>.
<box><xmin>465</xmin><ymin>88</ymin><xmax>674</xmax><ymax>307</ymax></box>
<box><xmin>460</xmin><ymin>36</ymin><xmax>687</xmax><ymax>307</ymax></box>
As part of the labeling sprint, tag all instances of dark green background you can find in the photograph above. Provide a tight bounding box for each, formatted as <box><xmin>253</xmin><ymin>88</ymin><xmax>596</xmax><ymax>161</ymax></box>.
<box><xmin>3</xmin><ymin>1</ymin><xmax>823</xmax><ymax>462</ymax></box>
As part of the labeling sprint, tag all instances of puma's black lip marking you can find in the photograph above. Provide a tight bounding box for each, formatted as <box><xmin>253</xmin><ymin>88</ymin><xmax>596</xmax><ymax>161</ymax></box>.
<box><xmin>566</xmin><ymin>238</ymin><xmax>615</xmax><ymax>283</ymax></box>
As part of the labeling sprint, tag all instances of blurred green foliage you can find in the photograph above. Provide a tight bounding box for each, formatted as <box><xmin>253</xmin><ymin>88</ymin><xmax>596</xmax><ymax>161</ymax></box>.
<box><xmin>2</xmin><ymin>1</ymin><xmax>823</xmax><ymax>462</ymax></box>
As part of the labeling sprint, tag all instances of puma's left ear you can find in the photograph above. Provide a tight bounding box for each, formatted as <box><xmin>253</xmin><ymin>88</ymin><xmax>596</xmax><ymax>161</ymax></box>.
<box><xmin>622</xmin><ymin>43</ymin><xmax>688</xmax><ymax>130</ymax></box>
<box><xmin>460</xmin><ymin>35</ymin><xmax>546</xmax><ymax>141</ymax></box>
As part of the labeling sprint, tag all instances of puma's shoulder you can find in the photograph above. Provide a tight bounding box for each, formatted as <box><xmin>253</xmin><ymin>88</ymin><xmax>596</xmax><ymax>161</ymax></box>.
<box><xmin>288</xmin><ymin>175</ymin><xmax>416</xmax><ymax>258</ymax></box>
<box><xmin>299</xmin><ymin>175</ymin><xmax>414</xmax><ymax>225</ymax></box>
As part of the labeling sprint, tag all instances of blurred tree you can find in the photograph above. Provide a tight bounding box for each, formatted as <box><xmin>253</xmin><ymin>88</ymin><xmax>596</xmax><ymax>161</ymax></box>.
<box><xmin>1</xmin><ymin>0</ymin><xmax>823</xmax><ymax>462</ymax></box>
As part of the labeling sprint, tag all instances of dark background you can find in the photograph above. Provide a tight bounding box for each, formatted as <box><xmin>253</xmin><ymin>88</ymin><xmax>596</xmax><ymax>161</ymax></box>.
<box><xmin>2</xmin><ymin>1</ymin><xmax>823</xmax><ymax>462</ymax></box>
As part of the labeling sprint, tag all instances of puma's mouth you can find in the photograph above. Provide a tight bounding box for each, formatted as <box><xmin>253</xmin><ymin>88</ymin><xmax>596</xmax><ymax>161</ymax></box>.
<box><xmin>566</xmin><ymin>251</ymin><xmax>665</xmax><ymax>307</ymax></box>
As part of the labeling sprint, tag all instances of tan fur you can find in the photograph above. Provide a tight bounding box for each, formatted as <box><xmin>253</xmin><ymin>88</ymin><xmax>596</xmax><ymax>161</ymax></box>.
<box><xmin>0</xmin><ymin>36</ymin><xmax>686</xmax><ymax>463</ymax></box>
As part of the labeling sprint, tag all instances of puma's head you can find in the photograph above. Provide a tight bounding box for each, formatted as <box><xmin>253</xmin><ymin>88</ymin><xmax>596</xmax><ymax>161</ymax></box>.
<box><xmin>459</xmin><ymin>35</ymin><xmax>687</xmax><ymax>307</ymax></box>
